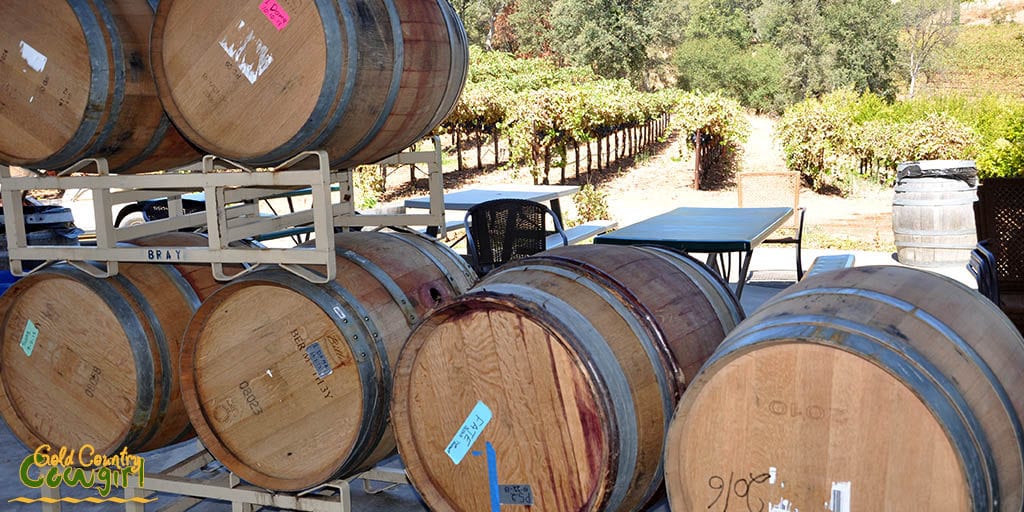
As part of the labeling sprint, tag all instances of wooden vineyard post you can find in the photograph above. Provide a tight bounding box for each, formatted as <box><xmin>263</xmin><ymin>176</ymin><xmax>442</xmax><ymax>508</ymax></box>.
<box><xmin>693</xmin><ymin>128</ymin><xmax>703</xmax><ymax>190</ymax></box>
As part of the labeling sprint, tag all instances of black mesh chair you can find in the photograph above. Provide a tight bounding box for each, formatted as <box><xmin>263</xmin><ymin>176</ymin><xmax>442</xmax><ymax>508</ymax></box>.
<box><xmin>968</xmin><ymin>241</ymin><xmax>999</xmax><ymax>304</ymax></box>
<box><xmin>464</xmin><ymin>198</ymin><xmax>568</xmax><ymax>276</ymax></box>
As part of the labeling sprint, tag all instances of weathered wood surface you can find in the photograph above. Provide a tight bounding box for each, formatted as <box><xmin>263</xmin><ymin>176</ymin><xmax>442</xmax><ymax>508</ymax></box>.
<box><xmin>893</xmin><ymin>177</ymin><xmax>978</xmax><ymax>266</ymax></box>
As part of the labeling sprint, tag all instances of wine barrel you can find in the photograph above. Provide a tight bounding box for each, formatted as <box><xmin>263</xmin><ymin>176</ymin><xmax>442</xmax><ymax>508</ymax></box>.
<box><xmin>893</xmin><ymin>162</ymin><xmax>978</xmax><ymax>266</ymax></box>
<box><xmin>664</xmin><ymin>266</ymin><xmax>1024</xmax><ymax>512</ymax></box>
<box><xmin>391</xmin><ymin>245</ymin><xmax>744</xmax><ymax>512</ymax></box>
<box><xmin>179</xmin><ymin>232</ymin><xmax>476</xmax><ymax>491</ymax></box>
<box><xmin>0</xmin><ymin>0</ymin><xmax>200</xmax><ymax>173</ymax></box>
<box><xmin>0</xmin><ymin>232</ymin><xmax>222</xmax><ymax>455</ymax></box>
<box><xmin>151</xmin><ymin>0</ymin><xmax>468</xmax><ymax>169</ymax></box>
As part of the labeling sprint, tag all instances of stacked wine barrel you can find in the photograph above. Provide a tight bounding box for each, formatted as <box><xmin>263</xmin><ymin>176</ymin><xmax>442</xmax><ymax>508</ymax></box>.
<box><xmin>151</xmin><ymin>0</ymin><xmax>469</xmax><ymax>168</ymax></box>
<box><xmin>179</xmin><ymin>232</ymin><xmax>476</xmax><ymax>491</ymax></box>
<box><xmin>664</xmin><ymin>266</ymin><xmax>1024</xmax><ymax>512</ymax></box>
<box><xmin>0</xmin><ymin>0</ymin><xmax>199</xmax><ymax>174</ymax></box>
<box><xmin>391</xmin><ymin>245</ymin><xmax>744</xmax><ymax>511</ymax></box>
<box><xmin>0</xmin><ymin>233</ymin><xmax>222</xmax><ymax>454</ymax></box>
<box><xmin>1</xmin><ymin>0</ymin><xmax>468</xmax><ymax>173</ymax></box>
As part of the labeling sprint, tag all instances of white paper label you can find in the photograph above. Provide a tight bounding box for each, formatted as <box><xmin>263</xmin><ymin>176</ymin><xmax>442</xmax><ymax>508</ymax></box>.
<box><xmin>219</xmin><ymin>20</ymin><xmax>273</xmax><ymax>85</ymax></box>
<box><xmin>829</xmin><ymin>481</ymin><xmax>851</xmax><ymax>512</ymax></box>
<box><xmin>19</xmin><ymin>41</ymin><xmax>47</xmax><ymax>72</ymax></box>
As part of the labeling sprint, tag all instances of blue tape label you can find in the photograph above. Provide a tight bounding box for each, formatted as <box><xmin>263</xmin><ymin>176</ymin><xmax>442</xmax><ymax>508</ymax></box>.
<box><xmin>20</xmin><ymin>320</ymin><xmax>38</xmax><ymax>357</ymax></box>
<box><xmin>445</xmin><ymin>401</ymin><xmax>492</xmax><ymax>465</ymax></box>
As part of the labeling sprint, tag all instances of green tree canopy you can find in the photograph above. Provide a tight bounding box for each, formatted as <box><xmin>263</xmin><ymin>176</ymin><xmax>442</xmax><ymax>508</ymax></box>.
<box><xmin>681</xmin><ymin>0</ymin><xmax>760</xmax><ymax>45</ymax></box>
<box><xmin>753</xmin><ymin>0</ymin><xmax>898</xmax><ymax>102</ymax></box>
<box><xmin>550</xmin><ymin>0</ymin><xmax>660</xmax><ymax>86</ymax></box>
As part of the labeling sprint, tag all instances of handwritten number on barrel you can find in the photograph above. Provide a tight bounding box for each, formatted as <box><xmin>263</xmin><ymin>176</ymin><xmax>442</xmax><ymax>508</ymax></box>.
<box><xmin>708</xmin><ymin>474</ymin><xmax>729</xmax><ymax>510</ymax></box>
<box><xmin>708</xmin><ymin>472</ymin><xmax>771</xmax><ymax>512</ymax></box>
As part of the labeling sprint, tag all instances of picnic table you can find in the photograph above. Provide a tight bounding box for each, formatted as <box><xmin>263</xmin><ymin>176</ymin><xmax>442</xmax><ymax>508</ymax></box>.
<box><xmin>594</xmin><ymin>206</ymin><xmax>793</xmax><ymax>298</ymax></box>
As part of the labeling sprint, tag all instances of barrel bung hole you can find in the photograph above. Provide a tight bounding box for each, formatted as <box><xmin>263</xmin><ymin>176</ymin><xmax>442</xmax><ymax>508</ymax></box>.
<box><xmin>429</xmin><ymin>288</ymin><xmax>443</xmax><ymax>304</ymax></box>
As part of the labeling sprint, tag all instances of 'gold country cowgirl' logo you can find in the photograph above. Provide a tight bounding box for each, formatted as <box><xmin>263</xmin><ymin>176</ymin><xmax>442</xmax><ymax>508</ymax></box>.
<box><xmin>9</xmin><ymin>444</ymin><xmax>156</xmax><ymax>505</ymax></box>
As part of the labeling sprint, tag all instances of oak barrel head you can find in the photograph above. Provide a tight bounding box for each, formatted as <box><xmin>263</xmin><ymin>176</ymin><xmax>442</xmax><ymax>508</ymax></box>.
<box><xmin>151</xmin><ymin>0</ymin><xmax>468</xmax><ymax>168</ymax></box>
<box><xmin>0</xmin><ymin>271</ymin><xmax>141</xmax><ymax>454</ymax></box>
<box><xmin>181</xmin><ymin>278</ymin><xmax>372</xmax><ymax>491</ymax></box>
<box><xmin>0</xmin><ymin>0</ymin><xmax>90</xmax><ymax>165</ymax></box>
<box><xmin>665</xmin><ymin>265</ymin><xmax>1024</xmax><ymax>512</ymax></box>
<box><xmin>0</xmin><ymin>258</ymin><xmax>205</xmax><ymax>455</ymax></box>
<box><xmin>152</xmin><ymin>0</ymin><xmax>331</xmax><ymax>162</ymax></box>
<box><xmin>393</xmin><ymin>297</ymin><xmax>615</xmax><ymax>511</ymax></box>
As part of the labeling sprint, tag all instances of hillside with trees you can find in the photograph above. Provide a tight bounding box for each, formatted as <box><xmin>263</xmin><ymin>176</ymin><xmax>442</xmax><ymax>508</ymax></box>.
<box><xmin>439</xmin><ymin>0</ymin><xmax>1023</xmax><ymax>192</ymax></box>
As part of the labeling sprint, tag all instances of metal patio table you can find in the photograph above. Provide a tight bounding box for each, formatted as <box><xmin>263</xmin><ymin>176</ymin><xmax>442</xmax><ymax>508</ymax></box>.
<box><xmin>594</xmin><ymin>206</ymin><xmax>794</xmax><ymax>299</ymax></box>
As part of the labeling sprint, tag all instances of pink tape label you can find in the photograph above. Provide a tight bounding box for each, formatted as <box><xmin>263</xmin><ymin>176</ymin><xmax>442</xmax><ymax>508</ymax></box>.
<box><xmin>259</xmin><ymin>0</ymin><xmax>290</xmax><ymax>31</ymax></box>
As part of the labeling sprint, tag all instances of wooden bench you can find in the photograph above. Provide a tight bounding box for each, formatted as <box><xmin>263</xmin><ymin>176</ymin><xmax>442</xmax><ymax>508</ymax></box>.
<box><xmin>546</xmin><ymin>220</ymin><xmax>618</xmax><ymax>249</ymax></box>
<box><xmin>804</xmin><ymin>254</ymin><xmax>855</xmax><ymax>279</ymax></box>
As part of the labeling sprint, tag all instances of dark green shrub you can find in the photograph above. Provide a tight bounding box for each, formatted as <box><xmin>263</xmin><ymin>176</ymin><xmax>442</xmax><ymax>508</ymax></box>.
<box><xmin>674</xmin><ymin>39</ymin><xmax>785</xmax><ymax>114</ymax></box>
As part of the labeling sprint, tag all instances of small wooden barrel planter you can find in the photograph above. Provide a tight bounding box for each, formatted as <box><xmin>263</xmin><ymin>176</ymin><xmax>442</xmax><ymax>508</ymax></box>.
<box><xmin>179</xmin><ymin>232</ymin><xmax>476</xmax><ymax>492</ymax></box>
<box><xmin>391</xmin><ymin>245</ymin><xmax>744</xmax><ymax>512</ymax></box>
<box><xmin>151</xmin><ymin>0</ymin><xmax>468</xmax><ymax>168</ymax></box>
<box><xmin>0</xmin><ymin>0</ymin><xmax>200</xmax><ymax>173</ymax></box>
<box><xmin>0</xmin><ymin>233</ymin><xmax>220</xmax><ymax>455</ymax></box>
<box><xmin>664</xmin><ymin>266</ymin><xmax>1024</xmax><ymax>512</ymax></box>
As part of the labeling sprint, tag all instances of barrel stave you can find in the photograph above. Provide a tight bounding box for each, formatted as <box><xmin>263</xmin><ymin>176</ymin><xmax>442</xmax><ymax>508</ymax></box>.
<box><xmin>893</xmin><ymin>177</ymin><xmax>978</xmax><ymax>266</ymax></box>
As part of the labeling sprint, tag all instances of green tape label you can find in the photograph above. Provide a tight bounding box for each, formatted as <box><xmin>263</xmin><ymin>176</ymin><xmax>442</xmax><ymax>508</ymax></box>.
<box><xmin>20</xmin><ymin>320</ymin><xmax>38</xmax><ymax>357</ymax></box>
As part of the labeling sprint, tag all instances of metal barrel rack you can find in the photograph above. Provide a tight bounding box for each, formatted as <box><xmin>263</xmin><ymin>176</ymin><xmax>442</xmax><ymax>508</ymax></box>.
<box><xmin>0</xmin><ymin>137</ymin><xmax>448</xmax><ymax>284</ymax></box>
<box><xmin>33</xmin><ymin>442</ymin><xmax>411</xmax><ymax>512</ymax></box>
<box><xmin>3</xmin><ymin>139</ymin><xmax>445</xmax><ymax>511</ymax></box>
